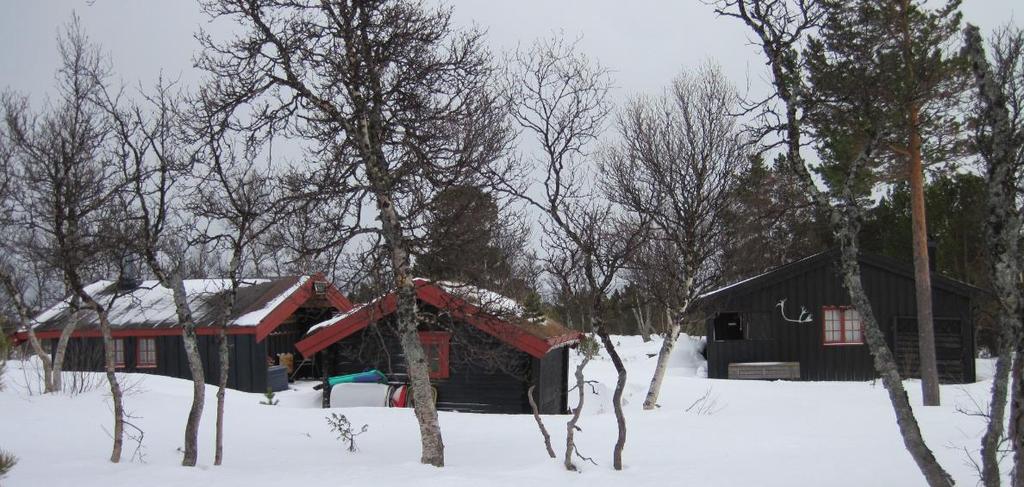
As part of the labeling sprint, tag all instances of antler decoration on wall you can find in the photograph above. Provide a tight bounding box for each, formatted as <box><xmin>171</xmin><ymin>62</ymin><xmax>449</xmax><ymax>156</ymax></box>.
<box><xmin>776</xmin><ymin>299</ymin><xmax>813</xmax><ymax>324</ymax></box>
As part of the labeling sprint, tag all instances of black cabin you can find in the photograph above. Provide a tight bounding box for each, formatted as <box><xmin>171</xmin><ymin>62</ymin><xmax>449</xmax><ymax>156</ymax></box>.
<box><xmin>19</xmin><ymin>274</ymin><xmax>352</xmax><ymax>393</ymax></box>
<box><xmin>296</xmin><ymin>279</ymin><xmax>580</xmax><ymax>414</ymax></box>
<box><xmin>700</xmin><ymin>249</ymin><xmax>978</xmax><ymax>383</ymax></box>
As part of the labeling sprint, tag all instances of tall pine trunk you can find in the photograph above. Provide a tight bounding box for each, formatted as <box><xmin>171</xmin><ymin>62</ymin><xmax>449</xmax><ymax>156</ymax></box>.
<box><xmin>907</xmin><ymin>104</ymin><xmax>940</xmax><ymax>407</ymax></box>
<box><xmin>898</xmin><ymin>0</ymin><xmax>940</xmax><ymax>407</ymax></box>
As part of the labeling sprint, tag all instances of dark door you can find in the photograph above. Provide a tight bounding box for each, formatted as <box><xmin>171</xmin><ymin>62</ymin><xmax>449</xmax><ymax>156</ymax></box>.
<box><xmin>893</xmin><ymin>317</ymin><xmax>964</xmax><ymax>383</ymax></box>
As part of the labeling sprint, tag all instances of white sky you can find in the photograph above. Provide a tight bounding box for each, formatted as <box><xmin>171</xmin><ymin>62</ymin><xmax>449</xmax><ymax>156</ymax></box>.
<box><xmin>2</xmin><ymin>1</ymin><xmax>1018</xmax><ymax>110</ymax></box>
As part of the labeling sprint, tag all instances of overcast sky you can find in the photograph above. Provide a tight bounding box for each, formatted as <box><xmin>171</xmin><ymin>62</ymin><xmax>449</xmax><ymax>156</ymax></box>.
<box><xmin>2</xmin><ymin>1</ymin><xmax>1019</xmax><ymax>109</ymax></box>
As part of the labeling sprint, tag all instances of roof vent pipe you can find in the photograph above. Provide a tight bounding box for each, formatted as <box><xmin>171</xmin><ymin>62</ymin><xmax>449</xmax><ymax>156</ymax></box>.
<box><xmin>117</xmin><ymin>255</ymin><xmax>142</xmax><ymax>290</ymax></box>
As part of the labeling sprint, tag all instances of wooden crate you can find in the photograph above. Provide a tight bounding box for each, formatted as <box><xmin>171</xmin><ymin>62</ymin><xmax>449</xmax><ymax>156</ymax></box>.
<box><xmin>727</xmin><ymin>362</ymin><xmax>800</xmax><ymax>380</ymax></box>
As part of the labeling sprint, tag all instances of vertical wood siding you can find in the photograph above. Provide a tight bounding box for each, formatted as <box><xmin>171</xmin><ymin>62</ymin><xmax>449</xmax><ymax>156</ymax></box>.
<box><xmin>704</xmin><ymin>254</ymin><xmax>976</xmax><ymax>383</ymax></box>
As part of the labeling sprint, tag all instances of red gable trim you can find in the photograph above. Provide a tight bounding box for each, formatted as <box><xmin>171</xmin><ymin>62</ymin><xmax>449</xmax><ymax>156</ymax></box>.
<box><xmin>295</xmin><ymin>294</ymin><xmax>398</xmax><ymax>357</ymax></box>
<box><xmin>415</xmin><ymin>284</ymin><xmax>556</xmax><ymax>358</ymax></box>
<box><xmin>253</xmin><ymin>273</ymin><xmax>353</xmax><ymax>342</ymax></box>
<box><xmin>294</xmin><ymin>280</ymin><xmax>581</xmax><ymax>359</ymax></box>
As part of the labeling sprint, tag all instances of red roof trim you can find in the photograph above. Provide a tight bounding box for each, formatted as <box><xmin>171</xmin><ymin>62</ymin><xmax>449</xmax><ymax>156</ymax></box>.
<box><xmin>294</xmin><ymin>294</ymin><xmax>398</xmax><ymax>357</ymax></box>
<box><xmin>294</xmin><ymin>280</ymin><xmax>582</xmax><ymax>359</ymax></box>
<box><xmin>253</xmin><ymin>273</ymin><xmax>353</xmax><ymax>342</ymax></box>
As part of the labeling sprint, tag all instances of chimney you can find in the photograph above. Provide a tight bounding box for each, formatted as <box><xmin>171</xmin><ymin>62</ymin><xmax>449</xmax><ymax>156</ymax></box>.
<box><xmin>927</xmin><ymin>235</ymin><xmax>937</xmax><ymax>273</ymax></box>
<box><xmin>117</xmin><ymin>255</ymin><xmax>142</xmax><ymax>290</ymax></box>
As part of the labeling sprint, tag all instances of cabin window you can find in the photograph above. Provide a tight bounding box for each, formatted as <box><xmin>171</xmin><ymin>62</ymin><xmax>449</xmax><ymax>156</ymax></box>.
<box><xmin>113</xmin><ymin>339</ymin><xmax>126</xmax><ymax>368</ymax></box>
<box><xmin>823</xmin><ymin>306</ymin><xmax>863</xmax><ymax>345</ymax></box>
<box><xmin>137</xmin><ymin>338</ymin><xmax>158</xmax><ymax>368</ymax></box>
<box><xmin>713</xmin><ymin>312</ymin><xmax>745</xmax><ymax>341</ymax></box>
<box><xmin>418</xmin><ymin>331</ymin><xmax>450</xmax><ymax>379</ymax></box>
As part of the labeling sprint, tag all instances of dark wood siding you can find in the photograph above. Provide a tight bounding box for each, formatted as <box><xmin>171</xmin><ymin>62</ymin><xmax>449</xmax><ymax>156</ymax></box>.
<box><xmin>52</xmin><ymin>333</ymin><xmax>268</xmax><ymax>393</ymax></box>
<box><xmin>530</xmin><ymin>347</ymin><xmax>569</xmax><ymax>414</ymax></box>
<box><xmin>321</xmin><ymin>315</ymin><xmax>563</xmax><ymax>414</ymax></box>
<box><xmin>703</xmin><ymin>252</ymin><xmax>976</xmax><ymax>383</ymax></box>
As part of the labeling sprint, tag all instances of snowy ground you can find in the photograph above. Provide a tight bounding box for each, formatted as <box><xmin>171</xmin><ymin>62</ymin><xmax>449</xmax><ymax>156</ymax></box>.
<box><xmin>0</xmin><ymin>336</ymin><xmax>1006</xmax><ymax>487</ymax></box>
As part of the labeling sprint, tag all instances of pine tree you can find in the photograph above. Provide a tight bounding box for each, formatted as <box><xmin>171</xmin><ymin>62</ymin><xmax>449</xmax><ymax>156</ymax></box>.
<box><xmin>805</xmin><ymin>0</ymin><xmax>968</xmax><ymax>406</ymax></box>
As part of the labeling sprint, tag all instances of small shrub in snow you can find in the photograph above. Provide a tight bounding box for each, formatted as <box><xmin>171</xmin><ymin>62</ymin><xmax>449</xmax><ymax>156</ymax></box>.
<box><xmin>260</xmin><ymin>387</ymin><xmax>279</xmax><ymax>406</ymax></box>
<box><xmin>326</xmin><ymin>413</ymin><xmax>368</xmax><ymax>452</ymax></box>
<box><xmin>0</xmin><ymin>449</ymin><xmax>17</xmax><ymax>479</ymax></box>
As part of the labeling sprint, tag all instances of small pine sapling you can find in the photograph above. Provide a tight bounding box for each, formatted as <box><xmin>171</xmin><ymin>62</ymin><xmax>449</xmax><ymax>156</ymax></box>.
<box><xmin>326</xmin><ymin>413</ymin><xmax>368</xmax><ymax>453</ymax></box>
<box><xmin>260</xmin><ymin>387</ymin><xmax>279</xmax><ymax>406</ymax></box>
<box><xmin>0</xmin><ymin>449</ymin><xmax>17</xmax><ymax>479</ymax></box>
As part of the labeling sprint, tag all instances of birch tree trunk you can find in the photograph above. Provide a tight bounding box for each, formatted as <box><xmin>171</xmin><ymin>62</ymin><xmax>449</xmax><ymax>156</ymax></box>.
<box><xmin>51</xmin><ymin>297</ymin><xmax>82</xmax><ymax>393</ymax></box>
<box><xmin>0</xmin><ymin>275</ymin><xmax>55</xmax><ymax>393</ymax></box>
<box><xmin>24</xmin><ymin>326</ymin><xmax>54</xmax><ymax>393</ymax></box>
<box><xmin>1010</xmin><ymin>350</ymin><xmax>1023</xmax><ymax>487</ymax></box>
<box><xmin>215</xmin><ymin>255</ymin><xmax>241</xmax><ymax>467</ymax></box>
<box><xmin>983</xmin><ymin>342</ymin><xmax>1014</xmax><ymax>487</ymax></box>
<box><xmin>527</xmin><ymin>385</ymin><xmax>556</xmax><ymax>458</ymax></box>
<box><xmin>644</xmin><ymin>322</ymin><xmax>680</xmax><ymax>411</ymax></box>
<box><xmin>215</xmin><ymin>326</ymin><xmax>228</xmax><ymax>466</ymax></box>
<box><xmin>169</xmin><ymin>273</ymin><xmax>205</xmax><ymax>467</ymax></box>
<box><xmin>596</xmin><ymin>326</ymin><xmax>627</xmax><ymax>470</ymax></box>
<box><xmin>564</xmin><ymin>355</ymin><xmax>591</xmax><ymax>472</ymax></box>
<box><xmin>963</xmin><ymin>24</ymin><xmax>1024</xmax><ymax>486</ymax></box>
<box><xmin>836</xmin><ymin>231</ymin><xmax>953</xmax><ymax>487</ymax></box>
<box><xmin>362</xmin><ymin>120</ymin><xmax>444</xmax><ymax>467</ymax></box>
<box><xmin>78</xmin><ymin>295</ymin><xmax>124</xmax><ymax>463</ymax></box>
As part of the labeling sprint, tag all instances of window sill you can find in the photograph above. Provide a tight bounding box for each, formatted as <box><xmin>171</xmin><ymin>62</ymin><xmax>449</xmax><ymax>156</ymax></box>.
<box><xmin>136</xmin><ymin>365</ymin><xmax>158</xmax><ymax>369</ymax></box>
<box><xmin>823</xmin><ymin>342</ymin><xmax>864</xmax><ymax>347</ymax></box>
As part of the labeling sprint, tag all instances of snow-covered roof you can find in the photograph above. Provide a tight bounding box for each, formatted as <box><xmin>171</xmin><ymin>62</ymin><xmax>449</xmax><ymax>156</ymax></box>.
<box><xmin>31</xmin><ymin>275</ymin><xmax>320</xmax><ymax>332</ymax></box>
<box><xmin>297</xmin><ymin>278</ymin><xmax>581</xmax><ymax>358</ymax></box>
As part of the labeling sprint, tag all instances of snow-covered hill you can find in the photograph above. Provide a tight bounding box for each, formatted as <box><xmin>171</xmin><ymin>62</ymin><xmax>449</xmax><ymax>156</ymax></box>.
<box><xmin>0</xmin><ymin>336</ymin><xmax>1004</xmax><ymax>486</ymax></box>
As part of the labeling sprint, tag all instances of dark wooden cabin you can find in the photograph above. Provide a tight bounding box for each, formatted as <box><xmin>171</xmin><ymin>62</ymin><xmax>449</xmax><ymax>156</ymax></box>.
<box><xmin>18</xmin><ymin>274</ymin><xmax>353</xmax><ymax>393</ymax></box>
<box><xmin>296</xmin><ymin>279</ymin><xmax>581</xmax><ymax>414</ymax></box>
<box><xmin>700</xmin><ymin>249</ymin><xmax>978</xmax><ymax>383</ymax></box>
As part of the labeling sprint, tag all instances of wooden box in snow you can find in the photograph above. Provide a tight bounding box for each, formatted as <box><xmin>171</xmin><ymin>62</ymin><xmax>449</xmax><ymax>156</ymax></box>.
<box><xmin>728</xmin><ymin>362</ymin><xmax>800</xmax><ymax>380</ymax></box>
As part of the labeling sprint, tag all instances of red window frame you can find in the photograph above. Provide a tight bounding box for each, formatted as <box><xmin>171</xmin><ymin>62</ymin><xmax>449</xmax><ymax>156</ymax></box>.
<box><xmin>822</xmin><ymin>306</ymin><xmax>863</xmax><ymax>346</ymax></box>
<box><xmin>136</xmin><ymin>338</ymin><xmax>158</xmax><ymax>368</ymax></box>
<box><xmin>418</xmin><ymin>331</ymin><xmax>450</xmax><ymax>380</ymax></box>
<box><xmin>113</xmin><ymin>339</ymin><xmax>126</xmax><ymax>368</ymax></box>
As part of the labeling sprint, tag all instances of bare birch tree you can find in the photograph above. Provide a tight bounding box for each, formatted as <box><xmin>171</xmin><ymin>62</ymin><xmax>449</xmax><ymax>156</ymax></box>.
<box><xmin>3</xmin><ymin>16</ymin><xmax>128</xmax><ymax>462</ymax></box>
<box><xmin>505</xmin><ymin>34</ymin><xmax>646</xmax><ymax>471</ymax></box>
<box><xmin>714</xmin><ymin>1</ymin><xmax>954</xmax><ymax>484</ymax></box>
<box><xmin>0</xmin><ymin>134</ymin><xmax>59</xmax><ymax>393</ymax></box>
<box><xmin>196</xmin><ymin>0</ymin><xmax>514</xmax><ymax>466</ymax></box>
<box><xmin>187</xmin><ymin>94</ymin><xmax>284</xmax><ymax>465</ymax></box>
<box><xmin>100</xmin><ymin>76</ymin><xmax>214</xmax><ymax>467</ymax></box>
<box><xmin>963</xmin><ymin>23</ymin><xmax>1024</xmax><ymax>487</ymax></box>
<box><xmin>601</xmin><ymin>62</ymin><xmax>748</xmax><ymax>410</ymax></box>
